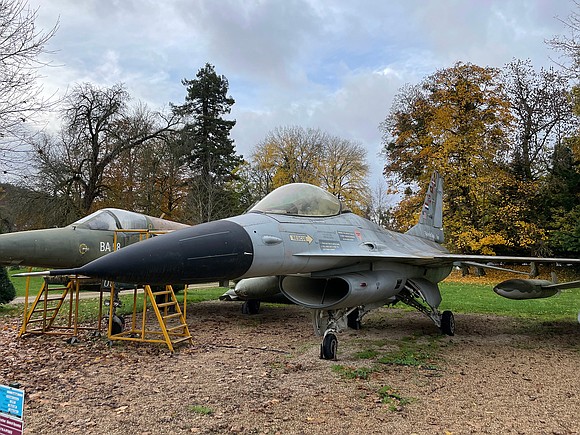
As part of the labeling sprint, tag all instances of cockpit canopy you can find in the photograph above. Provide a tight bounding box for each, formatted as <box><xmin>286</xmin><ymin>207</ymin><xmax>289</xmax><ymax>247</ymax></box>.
<box><xmin>71</xmin><ymin>208</ymin><xmax>189</xmax><ymax>231</ymax></box>
<box><xmin>68</xmin><ymin>207</ymin><xmax>187</xmax><ymax>232</ymax></box>
<box><xmin>71</xmin><ymin>209</ymin><xmax>151</xmax><ymax>231</ymax></box>
<box><xmin>249</xmin><ymin>183</ymin><xmax>344</xmax><ymax>217</ymax></box>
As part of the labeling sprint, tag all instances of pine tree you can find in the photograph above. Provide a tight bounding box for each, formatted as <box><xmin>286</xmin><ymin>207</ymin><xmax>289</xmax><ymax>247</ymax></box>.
<box><xmin>173</xmin><ymin>63</ymin><xmax>242</xmax><ymax>223</ymax></box>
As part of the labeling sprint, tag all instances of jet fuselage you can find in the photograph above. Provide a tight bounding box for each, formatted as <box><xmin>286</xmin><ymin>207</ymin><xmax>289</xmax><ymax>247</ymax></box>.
<box><xmin>68</xmin><ymin>210</ymin><xmax>453</xmax><ymax>287</ymax></box>
<box><xmin>0</xmin><ymin>208</ymin><xmax>189</xmax><ymax>269</ymax></box>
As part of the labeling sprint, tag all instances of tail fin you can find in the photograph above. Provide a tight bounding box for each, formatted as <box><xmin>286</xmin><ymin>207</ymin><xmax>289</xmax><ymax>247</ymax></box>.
<box><xmin>406</xmin><ymin>171</ymin><xmax>444</xmax><ymax>243</ymax></box>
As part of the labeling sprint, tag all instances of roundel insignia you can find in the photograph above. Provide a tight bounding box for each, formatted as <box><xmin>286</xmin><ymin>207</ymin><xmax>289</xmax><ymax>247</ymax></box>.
<box><xmin>79</xmin><ymin>243</ymin><xmax>89</xmax><ymax>255</ymax></box>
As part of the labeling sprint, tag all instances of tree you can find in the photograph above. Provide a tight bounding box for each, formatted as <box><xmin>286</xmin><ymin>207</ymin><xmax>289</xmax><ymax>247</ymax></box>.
<box><xmin>0</xmin><ymin>0</ymin><xmax>57</xmax><ymax>170</ymax></box>
<box><xmin>0</xmin><ymin>265</ymin><xmax>15</xmax><ymax>305</ymax></box>
<box><xmin>250</xmin><ymin>126</ymin><xmax>370</xmax><ymax>214</ymax></box>
<box><xmin>252</xmin><ymin>126</ymin><xmax>324</xmax><ymax>188</ymax></box>
<box><xmin>0</xmin><ymin>182</ymin><xmax>68</xmax><ymax>230</ymax></box>
<box><xmin>503</xmin><ymin>59</ymin><xmax>576</xmax><ymax>181</ymax></box>
<box><xmin>543</xmin><ymin>3</ymin><xmax>580</xmax><ymax>257</ymax></box>
<box><xmin>547</xmin><ymin>1</ymin><xmax>580</xmax><ymax>77</ymax></box>
<box><xmin>538</xmin><ymin>142</ymin><xmax>580</xmax><ymax>257</ymax></box>
<box><xmin>367</xmin><ymin>180</ymin><xmax>397</xmax><ymax>229</ymax></box>
<box><xmin>173</xmin><ymin>63</ymin><xmax>242</xmax><ymax>223</ymax></box>
<box><xmin>33</xmin><ymin>83</ymin><xmax>179</xmax><ymax>220</ymax></box>
<box><xmin>101</xmin><ymin>135</ymin><xmax>189</xmax><ymax>220</ymax></box>
<box><xmin>319</xmin><ymin>135</ymin><xmax>370</xmax><ymax>212</ymax></box>
<box><xmin>381</xmin><ymin>62</ymin><xmax>515</xmax><ymax>254</ymax></box>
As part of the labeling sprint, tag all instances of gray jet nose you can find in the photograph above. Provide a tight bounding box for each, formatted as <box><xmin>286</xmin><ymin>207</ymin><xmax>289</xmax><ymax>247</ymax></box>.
<box><xmin>77</xmin><ymin>220</ymin><xmax>254</xmax><ymax>285</ymax></box>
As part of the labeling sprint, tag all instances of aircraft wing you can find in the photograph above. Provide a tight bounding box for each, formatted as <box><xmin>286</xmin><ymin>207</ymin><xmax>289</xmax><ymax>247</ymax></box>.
<box><xmin>542</xmin><ymin>280</ymin><xmax>580</xmax><ymax>291</ymax></box>
<box><xmin>292</xmin><ymin>251</ymin><xmax>580</xmax><ymax>267</ymax></box>
<box><xmin>292</xmin><ymin>251</ymin><xmax>446</xmax><ymax>266</ymax></box>
<box><xmin>434</xmin><ymin>254</ymin><xmax>580</xmax><ymax>265</ymax></box>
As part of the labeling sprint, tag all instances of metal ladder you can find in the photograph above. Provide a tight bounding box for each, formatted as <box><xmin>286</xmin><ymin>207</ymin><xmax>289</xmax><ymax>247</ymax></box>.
<box><xmin>147</xmin><ymin>284</ymin><xmax>193</xmax><ymax>352</ymax></box>
<box><xmin>107</xmin><ymin>284</ymin><xmax>192</xmax><ymax>352</ymax></box>
<box><xmin>17</xmin><ymin>277</ymin><xmax>97</xmax><ymax>338</ymax></box>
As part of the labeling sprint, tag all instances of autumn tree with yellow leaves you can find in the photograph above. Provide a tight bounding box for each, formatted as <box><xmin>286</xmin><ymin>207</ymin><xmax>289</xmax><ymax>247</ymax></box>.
<box><xmin>382</xmin><ymin>60</ymin><xmax>578</xmax><ymax>256</ymax></box>
<box><xmin>381</xmin><ymin>62</ymin><xmax>516</xmax><ymax>254</ymax></box>
<box><xmin>248</xmin><ymin>126</ymin><xmax>370</xmax><ymax>215</ymax></box>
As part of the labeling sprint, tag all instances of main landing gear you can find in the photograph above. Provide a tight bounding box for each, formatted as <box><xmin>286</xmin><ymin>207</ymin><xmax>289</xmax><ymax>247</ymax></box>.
<box><xmin>241</xmin><ymin>299</ymin><xmax>261</xmax><ymax>315</ymax></box>
<box><xmin>440</xmin><ymin>310</ymin><xmax>455</xmax><ymax>336</ymax></box>
<box><xmin>314</xmin><ymin>280</ymin><xmax>455</xmax><ymax>361</ymax></box>
<box><xmin>395</xmin><ymin>280</ymin><xmax>455</xmax><ymax>337</ymax></box>
<box><xmin>104</xmin><ymin>295</ymin><xmax>125</xmax><ymax>335</ymax></box>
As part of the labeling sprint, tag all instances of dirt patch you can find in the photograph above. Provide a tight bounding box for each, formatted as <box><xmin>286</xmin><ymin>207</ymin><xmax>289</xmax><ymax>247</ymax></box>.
<box><xmin>2</xmin><ymin>300</ymin><xmax>580</xmax><ymax>434</ymax></box>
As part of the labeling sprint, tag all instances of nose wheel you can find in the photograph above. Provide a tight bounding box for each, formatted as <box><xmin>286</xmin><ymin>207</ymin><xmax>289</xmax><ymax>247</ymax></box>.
<box><xmin>320</xmin><ymin>331</ymin><xmax>338</xmax><ymax>360</ymax></box>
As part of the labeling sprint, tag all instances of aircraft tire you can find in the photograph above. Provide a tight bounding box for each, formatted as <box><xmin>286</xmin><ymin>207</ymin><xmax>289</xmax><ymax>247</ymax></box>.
<box><xmin>242</xmin><ymin>299</ymin><xmax>261</xmax><ymax>315</ymax></box>
<box><xmin>320</xmin><ymin>332</ymin><xmax>338</xmax><ymax>360</ymax></box>
<box><xmin>111</xmin><ymin>315</ymin><xmax>125</xmax><ymax>335</ymax></box>
<box><xmin>347</xmin><ymin>309</ymin><xmax>361</xmax><ymax>330</ymax></box>
<box><xmin>441</xmin><ymin>310</ymin><xmax>455</xmax><ymax>336</ymax></box>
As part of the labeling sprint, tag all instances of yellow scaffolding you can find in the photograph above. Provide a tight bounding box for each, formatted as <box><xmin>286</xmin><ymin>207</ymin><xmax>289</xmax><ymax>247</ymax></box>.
<box><xmin>106</xmin><ymin>228</ymin><xmax>192</xmax><ymax>352</ymax></box>
<box><xmin>106</xmin><ymin>283</ymin><xmax>192</xmax><ymax>352</ymax></box>
<box><xmin>18</xmin><ymin>275</ymin><xmax>103</xmax><ymax>339</ymax></box>
<box><xmin>17</xmin><ymin>228</ymin><xmax>192</xmax><ymax>352</ymax></box>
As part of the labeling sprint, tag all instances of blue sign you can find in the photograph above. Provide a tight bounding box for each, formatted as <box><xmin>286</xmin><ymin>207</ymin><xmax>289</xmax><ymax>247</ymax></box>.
<box><xmin>0</xmin><ymin>385</ymin><xmax>24</xmax><ymax>420</ymax></box>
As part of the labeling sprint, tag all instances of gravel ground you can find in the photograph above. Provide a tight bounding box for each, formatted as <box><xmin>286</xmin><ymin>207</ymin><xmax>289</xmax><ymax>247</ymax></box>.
<box><xmin>2</xmin><ymin>299</ymin><xmax>580</xmax><ymax>434</ymax></box>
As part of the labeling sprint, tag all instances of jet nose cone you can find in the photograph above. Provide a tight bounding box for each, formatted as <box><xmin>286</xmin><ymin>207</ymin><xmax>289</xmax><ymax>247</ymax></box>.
<box><xmin>79</xmin><ymin>220</ymin><xmax>254</xmax><ymax>285</ymax></box>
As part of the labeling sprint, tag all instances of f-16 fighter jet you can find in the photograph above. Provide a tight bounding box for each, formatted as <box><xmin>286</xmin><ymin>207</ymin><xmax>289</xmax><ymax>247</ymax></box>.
<box><xmin>29</xmin><ymin>173</ymin><xmax>580</xmax><ymax>359</ymax></box>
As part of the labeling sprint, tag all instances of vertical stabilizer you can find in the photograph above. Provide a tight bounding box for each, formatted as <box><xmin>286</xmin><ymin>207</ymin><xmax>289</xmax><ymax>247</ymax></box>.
<box><xmin>406</xmin><ymin>171</ymin><xmax>444</xmax><ymax>243</ymax></box>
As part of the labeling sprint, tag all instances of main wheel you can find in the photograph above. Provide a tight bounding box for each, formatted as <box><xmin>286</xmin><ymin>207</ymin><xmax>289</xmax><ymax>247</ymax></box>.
<box><xmin>320</xmin><ymin>332</ymin><xmax>338</xmax><ymax>360</ymax></box>
<box><xmin>111</xmin><ymin>315</ymin><xmax>125</xmax><ymax>335</ymax></box>
<box><xmin>440</xmin><ymin>310</ymin><xmax>455</xmax><ymax>336</ymax></box>
<box><xmin>347</xmin><ymin>309</ymin><xmax>361</xmax><ymax>330</ymax></box>
<box><xmin>242</xmin><ymin>299</ymin><xmax>261</xmax><ymax>315</ymax></box>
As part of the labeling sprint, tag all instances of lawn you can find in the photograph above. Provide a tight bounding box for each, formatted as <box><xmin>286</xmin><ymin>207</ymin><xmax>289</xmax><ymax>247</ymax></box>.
<box><xmin>8</xmin><ymin>268</ymin><xmax>45</xmax><ymax>298</ymax></box>
<box><xmin>2</xmin><ymin>268</ymin><xmax>227</xmax><ymax>320</ymax></box>
<box><xmin>4</xmin><ymin>268</ymin><xmax>580</xmax><ymax>323</ymax></box>
<box><xmin>439</xmin><ymin>280</ymin><xmax>580</xmax><ymax>321</ymax></box>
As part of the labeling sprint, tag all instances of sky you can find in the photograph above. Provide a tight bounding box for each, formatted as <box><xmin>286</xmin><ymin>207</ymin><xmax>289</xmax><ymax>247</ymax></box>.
<box><xmin>27</xmin><ymin>0</ymin><xmax>576</xmax><ymax>187</ymax></box>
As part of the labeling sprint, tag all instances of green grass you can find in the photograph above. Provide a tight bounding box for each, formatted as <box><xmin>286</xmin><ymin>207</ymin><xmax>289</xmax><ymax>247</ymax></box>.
<box><xmin>6</xmin><ymin>266</ymin><xmax>225</xmax><ymax>302</ymax></box>
<box><xmin>8</xmin><ymin>267</ymin><xmax>580</xmax><ymax>323</ymax></box>
<box><xmin>333</xmin><ymin>335</ymin><xmax>434</xmax><ymax>411</ymax></box>
<box><xmin>7</xmin><ymin>269</ymin><xmax>580</xmax><ymax>324</ymax></box>
<box><xmin>377</xmin><ymin>345</ymin><xmax>438</xmax><ymax>370</ymax></box>
<box><xmin>331</xmin><ymin>364</ymin><xmax>375</xmax><ymax>380</ymax></box>
<box><xmin>354</xmin><ymin>348</ymin><xmax>380</xmax><ymax>360</ymax></box>
<box><xmin>3</xmin><ymin>273</ymin><xmax>226</xmax><ymax>323</ymax></box>
<box><xmin>8</xmin><ymin>268</ymin><xmax>45</xmax><ymax>298</ymax></box>
<box><xmin>439</xmin><ymin>281</ymin><xmax>580</xmax><ymax>321</ymax></box>
<box><xmin>377</xmin><ymin>385</ymin><xmax>415</xmax><ymax>411</ymax></box>
<box><xmin>188</xmin><ymin>405</ymin><xmax>213</xmax><ymax>415</ymax></box>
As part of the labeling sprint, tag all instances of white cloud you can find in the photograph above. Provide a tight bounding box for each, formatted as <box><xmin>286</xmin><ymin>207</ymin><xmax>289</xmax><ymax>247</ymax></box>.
<box><xmin>26</xmin><ymin>0</ymin><xmax>578</xmax><ymax>185</ymax></box>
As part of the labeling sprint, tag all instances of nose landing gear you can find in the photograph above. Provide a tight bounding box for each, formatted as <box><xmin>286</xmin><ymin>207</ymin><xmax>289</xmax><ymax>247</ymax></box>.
<box><xmin>320</xmin><ymin>331</ymin><xmax>338</xmax><ymax>360</ymax></box>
